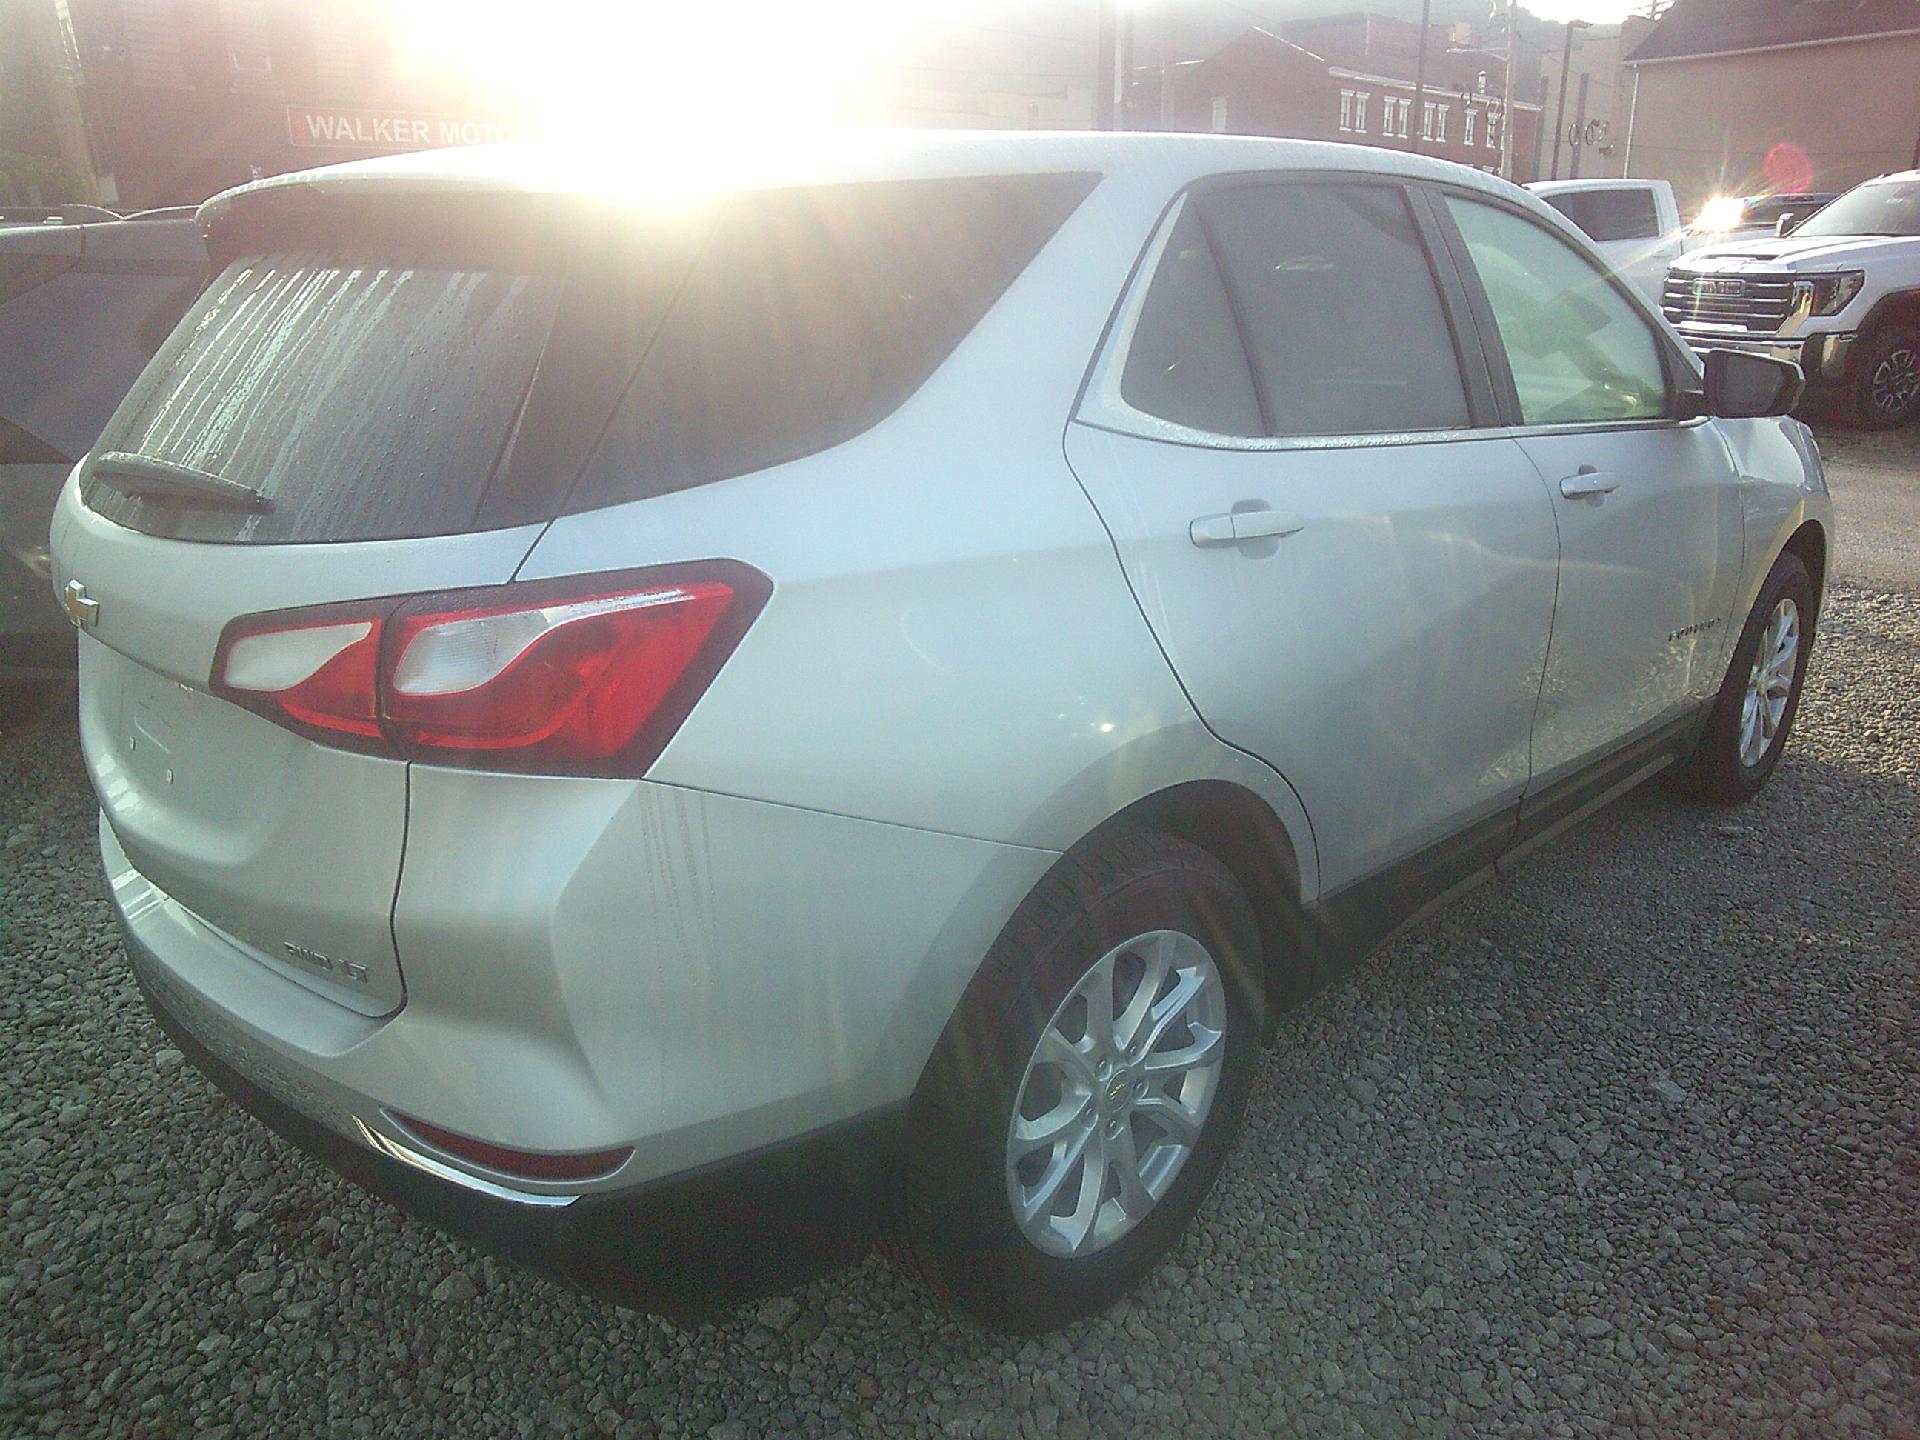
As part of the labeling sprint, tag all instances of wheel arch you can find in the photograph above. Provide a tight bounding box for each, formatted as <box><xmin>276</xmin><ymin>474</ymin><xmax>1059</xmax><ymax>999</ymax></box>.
<box><xmin>1858</xmin><ymin>288</ymin><xmax>1920</xmax><ymax>346</ymax></box>
<box><xmin>1780</xmin><ymin>517</ymin><xmax>1826</xmax><ymax>598</ymax></box>
<box><xmin>1090</xmin><ymin>779</ymin><xmax>1319</xmax><ymax>1025</ymax></box>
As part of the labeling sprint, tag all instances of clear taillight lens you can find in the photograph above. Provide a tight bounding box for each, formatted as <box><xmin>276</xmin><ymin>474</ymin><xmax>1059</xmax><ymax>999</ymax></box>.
<box><xmin>209</xmin><ymin>565</ymin><xmax>768</xmax><ymax>775</ymax></box>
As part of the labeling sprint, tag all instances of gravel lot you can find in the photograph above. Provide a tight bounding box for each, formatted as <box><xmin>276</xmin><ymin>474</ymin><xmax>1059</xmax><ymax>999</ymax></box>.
<box><xmin>5</xmin><ymin>522</ymin><xmax>1918</xmax><ymax>1434</ymax></box>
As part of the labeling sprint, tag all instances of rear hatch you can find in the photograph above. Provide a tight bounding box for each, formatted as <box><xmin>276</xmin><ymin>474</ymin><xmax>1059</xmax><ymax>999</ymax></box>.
<box><xmin>56</xmin><ymin>183</ymin><xmax>697</xmax><ymax>1015</ymax></box>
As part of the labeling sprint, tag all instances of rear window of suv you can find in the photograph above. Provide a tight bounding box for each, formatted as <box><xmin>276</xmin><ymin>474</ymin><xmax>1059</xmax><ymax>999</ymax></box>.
<box><xmin>84</xmin><ymin>172</ymin><xmax>1095</xmax><ymax>544</ymax></box>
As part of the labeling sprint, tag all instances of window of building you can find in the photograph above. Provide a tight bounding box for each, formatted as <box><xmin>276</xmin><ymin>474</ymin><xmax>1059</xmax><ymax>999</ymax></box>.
<box><xmin>1477</xmin><ymin>71</ymin><xmax>1489</xmax><ymax>96</ymax></box>
<box><xmin>1486</xmin><ymin>110</ymin><xmax>1501</xmax><ymax>149</ymax></box>
<box><xmin>121</xmin><ymin>0</ymin><xmax>189</xmax><ymax>89</ymax></box>
<box><xmin>1197</xmin><ymin>183</ymin><xmax>1470</xmax><ymax>436</ymax></box>
<box><xmin>1436</xmin><ymin>103</ymin><xmax>1449</xmax><ymax>142</ymax></box>
<box><xmin>1210</xmin><ymin>96</ymin><xmax>1229</xmax><ymax>133</ymax></box>
<box><xmin>1339</xmin><ymin>90</ymin><xmax>1355</xmax><ymax>133</ymax></box>
<box><xmin>219</xmin><ymin>0</ymin><xmax>273</xmax><ymax>83</ymax></box>
<box><xmin>1354</xmin><ymin>91</ymin><xmax>1369</xmax><ymax>135</ymax></box>
<box><xmin>1396</xmin><ymin>98</ymin><xmax>1411</xmax><ymax>138</ymax></box>
<box><xmin>1445</xmin><ymin>197</ymin><xmax>1668</xmax><ymax>425</ymax></box>
<box><xmin>1465</xmin><ymin>108</ymin><xmax>1477</xmax><ymax>146</ymax></box>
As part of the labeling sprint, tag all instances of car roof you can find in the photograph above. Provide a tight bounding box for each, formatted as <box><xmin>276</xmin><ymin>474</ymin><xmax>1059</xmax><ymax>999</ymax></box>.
<box><xmin>199</xmin><ymin>130</ymin><xmax>1530</xmax><ymax>227</ymax></box>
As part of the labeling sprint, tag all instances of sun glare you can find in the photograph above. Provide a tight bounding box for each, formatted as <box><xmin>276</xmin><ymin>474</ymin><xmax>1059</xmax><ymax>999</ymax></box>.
<box><xmin>382</xmin><ymin>0</ymin><xmax>1008</xmax><ymax>147</ymax></box>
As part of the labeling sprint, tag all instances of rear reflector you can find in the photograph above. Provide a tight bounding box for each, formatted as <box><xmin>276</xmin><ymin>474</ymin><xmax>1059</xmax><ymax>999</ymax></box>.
<box><xmin>209</xmin><ymin>562</ymin><xmax>770</xmax><ymax>775</ymax></box>
<box><xmin>397</xmin><ymin>1113</ymin><xmax>633</xmax><ymax>1184</ymax></box>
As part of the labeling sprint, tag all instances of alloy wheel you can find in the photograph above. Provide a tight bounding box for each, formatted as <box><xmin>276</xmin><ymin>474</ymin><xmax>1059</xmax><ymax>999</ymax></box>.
<box><xmin>1739</xmin><ymin>597</ymin><xmax>1800</xmax><ymax>767</ymax></box>
<box><xmin>1870</xmin><ymin>345</ymin><xmax>1920</xmax><ymax>421</ymax></box>
<box><xmin>1005</xmin><ymin>929</ymin><xmax>1226</xmax><ymax>1258</ymax></box>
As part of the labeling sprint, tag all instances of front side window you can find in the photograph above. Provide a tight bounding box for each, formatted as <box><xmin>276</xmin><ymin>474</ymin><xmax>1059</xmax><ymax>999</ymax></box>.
<box><xmin>1354</xmin><ymin>92</ymin><xmax>1369</xmax><ymax>135</ymax></box>
<box><xmin>1197</xmin><ymin>182</ymin><xmax>1470</xmax><ymax>437</ymax></box>
<box><xmin>1339</xmin><ymin>90</ymin><xmax>1355</xmax><ymax>133</ymax></box>
<box><xmin>1446</xmin><ymin>196</ymin><xmax>1668</xmax><ymax>425</ymax></box>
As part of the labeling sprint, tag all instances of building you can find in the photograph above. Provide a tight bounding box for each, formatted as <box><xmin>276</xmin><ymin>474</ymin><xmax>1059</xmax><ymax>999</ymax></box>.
<box><xmin>10</xmin><ymin>0</ymin><xmax>536</xmax><ymax>209</ymax></box>
<box><xmin>1166</xmin><ymin>16</ymin><xmax>1543</xmax><ymax>180</ymax></box>
<box><xmin>1623</xmin><ymin>0</ymin><xmax>1920</xmax><ymax>210</ymax></box>
<box><xmin>1536</xmin><ymin>17</ymin><xmax>1657</xmax><ymax>182</ymax></box>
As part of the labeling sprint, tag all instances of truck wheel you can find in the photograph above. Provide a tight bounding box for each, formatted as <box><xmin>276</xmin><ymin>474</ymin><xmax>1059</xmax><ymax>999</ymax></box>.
<box><xmin>1846</xmin><ymin>329</ymin><xmax>1920</xmax><ymax>430</ymax></box>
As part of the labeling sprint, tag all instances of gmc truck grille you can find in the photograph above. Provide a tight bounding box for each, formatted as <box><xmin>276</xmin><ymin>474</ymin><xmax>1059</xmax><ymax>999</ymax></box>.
<box><xmin>1661</xmin><ymin>273</ymin><xmax>1797</xmax><ymax>335</ymax></box>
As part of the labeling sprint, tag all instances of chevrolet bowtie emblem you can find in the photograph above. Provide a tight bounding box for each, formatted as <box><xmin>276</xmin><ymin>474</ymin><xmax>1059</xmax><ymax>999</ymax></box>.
<box><xmin>62</xmin><ymin>579</ymin><xmax>99</xmax><ymax>629</ymax></box>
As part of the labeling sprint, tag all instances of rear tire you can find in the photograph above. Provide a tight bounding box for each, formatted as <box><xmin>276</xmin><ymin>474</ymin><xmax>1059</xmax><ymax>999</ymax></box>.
<box><xmin>1844</xmin><ymin>329</ymin><xmax>1920</xmax><ymax>430</ymax></box>
<box><xmin>889</xmin><ymin>827</ymin><xmax>1262</xmax><ymax>1332</ymax></box>
<box><xmin>1681</xmin><ymin>551</ymin><xmax>1815</xmax><ymax>806</ymax></box>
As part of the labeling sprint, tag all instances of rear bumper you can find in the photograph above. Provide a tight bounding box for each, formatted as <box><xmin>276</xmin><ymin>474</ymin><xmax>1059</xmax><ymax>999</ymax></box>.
<box><xmin>130</xmin><ymin>920</ymin><xmax>904</xmax><ymax>1319</ymax></box>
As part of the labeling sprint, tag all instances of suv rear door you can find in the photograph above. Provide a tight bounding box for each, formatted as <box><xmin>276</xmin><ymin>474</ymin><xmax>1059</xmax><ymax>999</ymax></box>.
<box><xmin>1065</xmin><ymin>174</ymin><xmax>1560</xmax><ymax>896</ymax></box>
<box><xmin>54</xmin><ymin>188</ymin><xmax>695</xmax><ymax>1015</ymax></box>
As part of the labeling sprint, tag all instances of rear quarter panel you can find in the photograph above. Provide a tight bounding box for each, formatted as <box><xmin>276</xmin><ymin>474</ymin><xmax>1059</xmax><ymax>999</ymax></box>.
<box><xmin>516</xmin><ymin>167</ymin><xmax>1321</xmax><ymax>893</ymax></box>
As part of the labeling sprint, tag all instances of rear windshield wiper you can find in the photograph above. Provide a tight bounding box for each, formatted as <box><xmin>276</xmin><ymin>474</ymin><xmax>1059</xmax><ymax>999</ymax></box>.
<box><xmin>88</xmin><ymin>452</ymin><xmax>273</xmax><ymax>512</ymax></box>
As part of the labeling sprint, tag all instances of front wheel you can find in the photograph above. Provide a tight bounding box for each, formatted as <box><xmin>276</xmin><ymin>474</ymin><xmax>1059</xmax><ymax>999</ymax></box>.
<box><xmin>889</xmin><ymin>828</ymin><xmax>1263</xmax><ymax>1332</ymax></box>
<box><xmin>1682</xmin><ymin>550</ymin><xmax>1816</xmax><ymax>805</ymax></box>
<box><xmin>1845</xmin><ymin>329</ymin><xmax>1920</xmax><ymax>430</ymax></box>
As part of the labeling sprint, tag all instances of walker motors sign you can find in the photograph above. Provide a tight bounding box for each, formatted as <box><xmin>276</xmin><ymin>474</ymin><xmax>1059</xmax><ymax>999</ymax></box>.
<box><xmin>285</xmin><ymin>106</ymin><xmax>538</xmax><ymax>152</ymax></box>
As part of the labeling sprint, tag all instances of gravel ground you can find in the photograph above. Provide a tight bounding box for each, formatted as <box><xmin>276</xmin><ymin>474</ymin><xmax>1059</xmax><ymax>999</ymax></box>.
<box><xmin>3</xmin><ymin>578</ymin><xmax>1917</xmax><ymax>1440</ymax></box>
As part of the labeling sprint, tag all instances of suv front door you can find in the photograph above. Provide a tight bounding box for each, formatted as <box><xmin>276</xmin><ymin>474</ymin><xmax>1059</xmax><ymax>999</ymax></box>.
<box><xmin>1065</xmin><ymin>176</ymin><xmax>1561</xmax><ymax>898</ymax></box>
<box><xmin>1435</xmin><ymin>191</ymin><xmax>1744</xmax><ymax>802</ymax></box>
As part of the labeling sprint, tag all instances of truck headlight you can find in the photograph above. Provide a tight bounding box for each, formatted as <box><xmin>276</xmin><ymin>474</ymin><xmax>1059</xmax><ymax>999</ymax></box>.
<box><xmin>1794</xmin><ymin>272</ymin><xmax>1864</xmax><ymax>316</ymax></box>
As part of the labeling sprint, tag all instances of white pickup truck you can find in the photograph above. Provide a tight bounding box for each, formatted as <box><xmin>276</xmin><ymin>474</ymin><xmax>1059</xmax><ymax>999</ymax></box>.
<box><xmin>1529</xmin><ymin>177</ymin><xmax>1687</xmax><ymax>304</ymax></box>
<box><xmin>1663</xmin><ymin>170</ymin><xmax>1920</xmax><ymax>429</ymax></box>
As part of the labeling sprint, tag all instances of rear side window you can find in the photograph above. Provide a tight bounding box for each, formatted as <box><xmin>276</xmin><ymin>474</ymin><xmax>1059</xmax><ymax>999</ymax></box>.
<box><xmin>1118</xmin><ymin>204</ymin><xmax>1264</xmax><ymax>436</ymax></box>
<box><xmin>0</xmin><ymin>263</ymin><xmax>198</xmax><ymax>465</ymax></box>
<box><xmin>567</xmin><ymin>173</ymin><xmax>1095</xmax><ymax>510</ymax></box>
<box><xmin>87</xmin><ymin>253</ymin><xmax>561</xmax><ymax>543</ymax></box>
<box><xmin>1197</xmin><ymin>183</ymin><xmax>1470</xmax><ymax>437</ymax></box>
<box><xmin>1540</xmin><ymin>188</ymin><xmax>1661</xmax><ymax>243</ymax></box>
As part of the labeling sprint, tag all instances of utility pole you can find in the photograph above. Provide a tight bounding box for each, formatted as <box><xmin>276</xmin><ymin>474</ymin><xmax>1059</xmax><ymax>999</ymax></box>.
<box><xmin>1569</xmin><ymin>70</ymin><xmax>1591</xmax><ymax>178</ymax></box>
<box><xmin>1118</xmin><ymin>4</ymin><xmax>1136</xmax><ymax>128</ymax></box>
<box><xmin>1499</xmin><ymin>0</ymin><xmax>1516</xmax><ymax>178</ymax></box>
<box><xmin>1410</xmin><ymin>0</ymin><xmax>1433</xmax><ymax>153</ymax></box>
<box><xmin>1549</xmin><ymin>19</ymin><xmax>1591</xmax><ymax>179</ymax></box>
<box><xmin>1095</xmin><ymin>2</ymin><xmax>1116</xmax><ymax>130</ymax></box>
<box><xmin>1160</xmin><ymin>2</ymin><xmax>1176</xmax><ymax>130</ymax></box>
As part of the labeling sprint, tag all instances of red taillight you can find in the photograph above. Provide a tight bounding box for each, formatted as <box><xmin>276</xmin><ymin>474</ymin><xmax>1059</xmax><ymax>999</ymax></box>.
<box><xmin>396</xmin><ymin>1114</ymin><xmax>633</xmax><ymax>1183</ymax></box>
<box><xmin>209</xmin><ymin>563</ymin><xmax>769</xmax><ymax>775</ymax></box>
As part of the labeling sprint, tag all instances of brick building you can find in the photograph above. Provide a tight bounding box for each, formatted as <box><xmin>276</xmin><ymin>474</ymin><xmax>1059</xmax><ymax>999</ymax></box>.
<box><xmin>1168</xmin><ymin>16</ymin><xmax>1543</xmax><ymax>180</ymax></box>
<box><xmin>12</xmin><ymin>0</ymin><xmax>534</xmax><ymax>209</ymax></box>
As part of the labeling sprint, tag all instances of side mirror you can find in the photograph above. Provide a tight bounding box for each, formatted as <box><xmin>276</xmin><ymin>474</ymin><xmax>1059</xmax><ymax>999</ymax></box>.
<box><xmin>1703</xmin><ymin>348</ymin><xmax>1803</xmax><ymax>419</ymax></box>
<box><xmin>1775</xmin><ymin>212</ymin><xmax>1801</xmax><ymax>236</ymax></box>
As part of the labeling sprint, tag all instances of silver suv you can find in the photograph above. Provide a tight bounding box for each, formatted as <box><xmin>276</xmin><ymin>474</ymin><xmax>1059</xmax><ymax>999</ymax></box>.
<box><xmin>51</xmin><ymin>134</ymin><xmax>1831</xmax><ymax>1332</ymax></box>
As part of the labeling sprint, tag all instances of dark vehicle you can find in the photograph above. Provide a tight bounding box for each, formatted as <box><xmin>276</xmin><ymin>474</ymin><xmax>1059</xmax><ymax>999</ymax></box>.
<box><xmin>1</xmin><ymin>213</ymin><xmax>204</xmax><ymax>718</ymax></box>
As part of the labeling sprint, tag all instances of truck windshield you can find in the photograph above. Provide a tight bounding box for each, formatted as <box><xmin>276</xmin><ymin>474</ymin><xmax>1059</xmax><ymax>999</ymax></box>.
<box><xmin>1793</xmin><ymin>179</ymin><xmax>1920</xmax><ymax>238</ymax></box>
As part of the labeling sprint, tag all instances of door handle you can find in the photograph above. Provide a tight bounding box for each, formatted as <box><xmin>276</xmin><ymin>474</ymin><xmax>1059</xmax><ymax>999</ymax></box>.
<box><xmin>1559</xmin><ymin>467</ymin><xmax>1620</xmax><ymax>499</ymax></box>
<box><xmin>1189</xmin><ymin>510</ymin><xmax>1307</xmax><ymax>547</ymax></box>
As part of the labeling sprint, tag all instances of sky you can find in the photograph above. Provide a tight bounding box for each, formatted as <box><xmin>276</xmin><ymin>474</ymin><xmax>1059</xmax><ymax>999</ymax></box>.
<box><xmin>379</xmin><ymin>0</ymin><xmax>1657</xmax><ymax>144</ymax></box>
